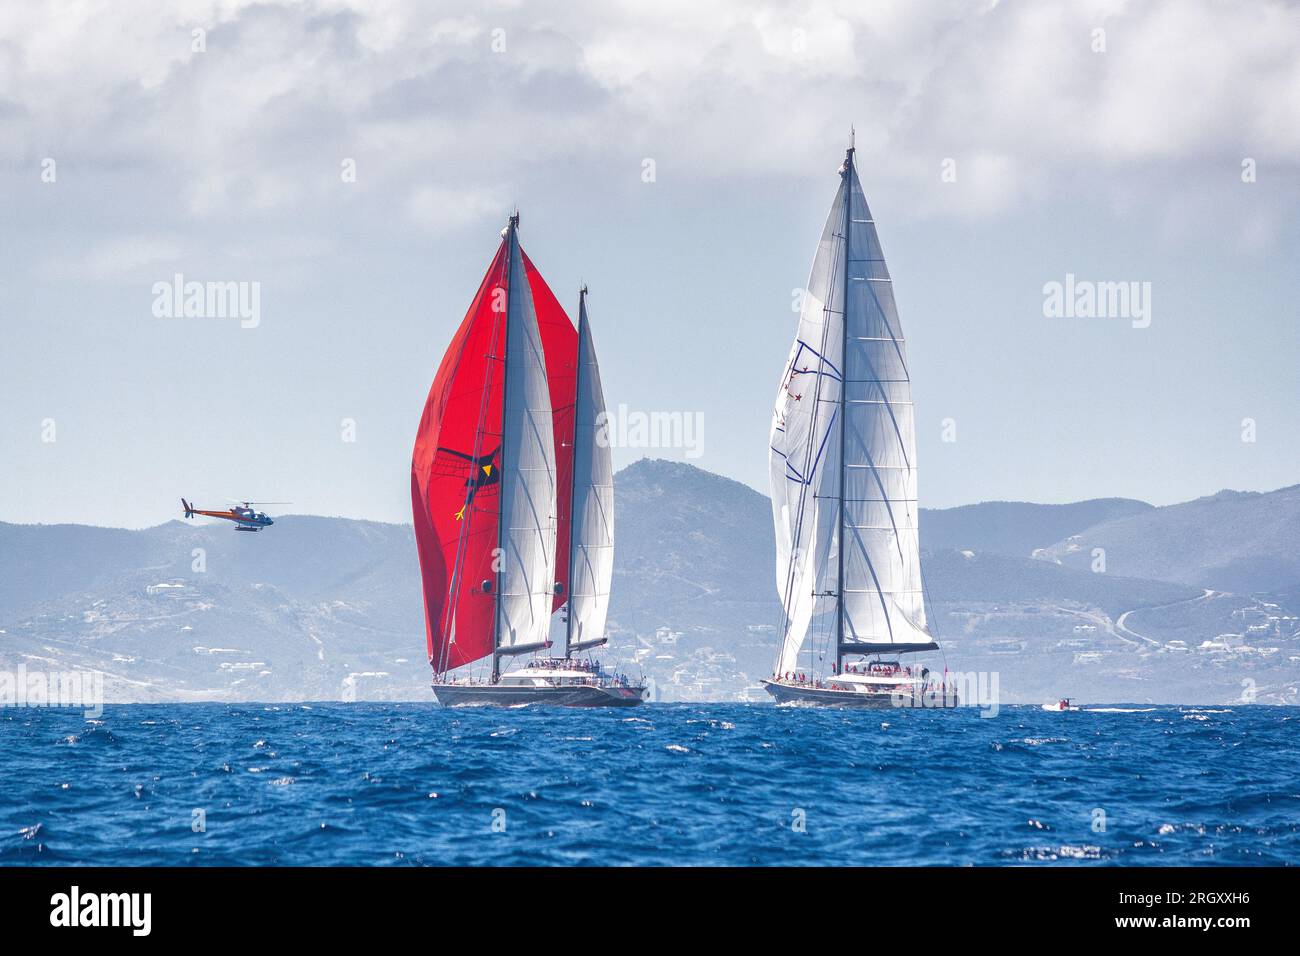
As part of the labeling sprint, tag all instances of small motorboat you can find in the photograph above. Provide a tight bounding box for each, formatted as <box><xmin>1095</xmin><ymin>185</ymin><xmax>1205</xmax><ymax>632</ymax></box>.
<box><xmin>1042</xmin><ymin>698</ymin><xmax>1079</xmax><ymax>711</ymax></box>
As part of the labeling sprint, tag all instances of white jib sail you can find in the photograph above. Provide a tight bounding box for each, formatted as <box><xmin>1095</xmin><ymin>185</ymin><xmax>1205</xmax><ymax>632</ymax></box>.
<box><xmin>769</xmin><ymin>151</ymin><xmax>930</xmax><ymax>676</ymax></box>
<box><xmin>497</xmin><ymin>227</ymin><xmax>558</xmax><ymax>649</ymax></box>
<box><xmin>566</xmin><ymin>291</ymin><xmax>614</xmax><ymax>652</ymax></box>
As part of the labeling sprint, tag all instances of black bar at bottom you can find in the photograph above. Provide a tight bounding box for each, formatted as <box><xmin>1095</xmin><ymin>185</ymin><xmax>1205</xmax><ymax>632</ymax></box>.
<box><xmin>0</xmin><ymin>865</ymin><xmax>1283</xmax><ymax>942</ymax></box>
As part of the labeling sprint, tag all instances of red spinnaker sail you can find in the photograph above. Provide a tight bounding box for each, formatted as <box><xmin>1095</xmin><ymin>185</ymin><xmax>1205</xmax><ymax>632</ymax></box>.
<box><xmin>412</xmin><ymin>237</ymin><xmax>577</xmax><ymax>672</ymax></box>
<box><xmin>412</xmin><ymin>243</ymin><xmax>509</xmax><ymax>671</ymax></box>
<box><xmin>525</xmin><ymin>250</ymin><xmax>577</xmax><ymax>613</ymax></box>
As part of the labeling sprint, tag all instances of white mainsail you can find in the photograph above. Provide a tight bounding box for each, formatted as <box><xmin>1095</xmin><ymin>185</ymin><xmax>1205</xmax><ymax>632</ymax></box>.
<box><xmin>496</xmin><ymin>222</ymin><xmax>558</xmax><ymax>652</ymax></box>
<box><xmin>769</xmin><ymin>147</ymin><xmax>931</xmax><ymax>678</ymax></box>
<box><xmin>564</xmin><ymin>289</ymin><xmax>615</xmax><ymax>653</ymax></box>
<box><xmin>768</xmin><ymin>177</ymin><xmax>847</xmax><ymax>677</ymax></box>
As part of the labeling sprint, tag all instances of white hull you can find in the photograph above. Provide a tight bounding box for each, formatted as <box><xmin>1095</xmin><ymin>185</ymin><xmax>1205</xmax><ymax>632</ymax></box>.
<box><xmin>433</xmin><ymin>658</ymin><xmax>645</xmax><ymax>708</ymax></box>
<box><xmin>762</xmin><ymin>678</ymin><xmax>959</xmax><ymax>709</ymax></box>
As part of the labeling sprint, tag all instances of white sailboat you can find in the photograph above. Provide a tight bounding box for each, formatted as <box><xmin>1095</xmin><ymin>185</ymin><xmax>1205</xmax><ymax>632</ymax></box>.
<box><xmin>762</xmin><ymin>139</ymin><xmax>957</xmax><ymax>708</ymax></box>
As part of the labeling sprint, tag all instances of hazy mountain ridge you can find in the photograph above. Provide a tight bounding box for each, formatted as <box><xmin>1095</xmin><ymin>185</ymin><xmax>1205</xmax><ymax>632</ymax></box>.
<box><xmin>0</xmin><ymin>517</ymin><xmax>430</xmax><ymax>702</ymax></box>
<box><xmin>1</xmin><ymin>461</ymin><xmax>1297</xmax><ymax>704</ymax></box>
<box><xmin>612</xmin><ymin>461</ymin><xmax>775</xmax><ymax>627</ymax></box>
<box><xmin>920</xmin><ymin>498</ymin><xmax>1154</xmax><ymax>558</ymax></box>
<box><xmin>1035</xmin><ymin>484</ymin><xmax>1300</xmax><ymax>593</ymax></box>
<box><xmin>922</xmin><ymin>549</ymin><xmax>1197</xmax><ymax>617</ymax></box>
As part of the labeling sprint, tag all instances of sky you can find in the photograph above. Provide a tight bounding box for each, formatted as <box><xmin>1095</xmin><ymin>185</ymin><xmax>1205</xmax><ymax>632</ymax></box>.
<box><xmin>1</xmin><ymin>0</ymin><xmax>1297</xmax><ymax>529</ymax></box>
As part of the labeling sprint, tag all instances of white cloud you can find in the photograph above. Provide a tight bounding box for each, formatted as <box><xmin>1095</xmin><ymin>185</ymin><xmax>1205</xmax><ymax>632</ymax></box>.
<box><xmin>1</xmin><ymin>0</ymin><xmax>1296</xmax><ymax>227</ymax></box>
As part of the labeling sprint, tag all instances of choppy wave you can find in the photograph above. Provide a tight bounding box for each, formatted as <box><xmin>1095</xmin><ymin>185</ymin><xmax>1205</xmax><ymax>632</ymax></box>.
<box><xmin>1</xmin><ymin>703</ymin><xmax>1297</xmax><ymax>866</ymax></box>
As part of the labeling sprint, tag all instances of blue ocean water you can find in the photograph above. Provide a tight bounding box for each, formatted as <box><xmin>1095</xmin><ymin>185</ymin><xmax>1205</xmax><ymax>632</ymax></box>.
<box><xmin>1</xmin><ymin>703</ymin><xmax>1296</xmax><ymax>866</ymax></box>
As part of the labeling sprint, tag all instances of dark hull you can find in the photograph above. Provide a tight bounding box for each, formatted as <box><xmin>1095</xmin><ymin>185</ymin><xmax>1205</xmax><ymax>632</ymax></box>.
<box><xmin>431</xmin><ymin>681</ymin><xmax>646</xmax><ymax>708</ymax></box>
<box><xmin>762</xmin><ymin>679</ymin><xmax>959</xmax><ymax>709</ymax></box>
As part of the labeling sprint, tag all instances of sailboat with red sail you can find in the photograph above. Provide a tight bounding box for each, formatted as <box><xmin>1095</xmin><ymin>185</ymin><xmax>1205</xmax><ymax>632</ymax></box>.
<box><xmin>411</xmin><ymin>214</ymin><xmax>645</xmax><ymax>706</ymax></box>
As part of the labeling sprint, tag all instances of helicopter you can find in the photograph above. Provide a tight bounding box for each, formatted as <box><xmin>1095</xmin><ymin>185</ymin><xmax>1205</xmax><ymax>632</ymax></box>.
<box><xmin>181</xmin><ymin>499</ymin><xmax>287</xmax><ymax>532</ymax></box>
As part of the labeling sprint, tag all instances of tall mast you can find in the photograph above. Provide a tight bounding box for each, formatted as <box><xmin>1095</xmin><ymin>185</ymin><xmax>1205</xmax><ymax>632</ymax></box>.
<box><xmin>492</xmin><ymin>211</ymin><xmax>521</xmax><ymax>682</ymax></box>
<box><xmin>834</xmin><ymin>142</ymin><xmax>853</xmax><ymax>677</ymax></box>
<box><xmin>563</xmin><ymin>285</ymin><xmax>588</xmax><ymax>658</ymax></box>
